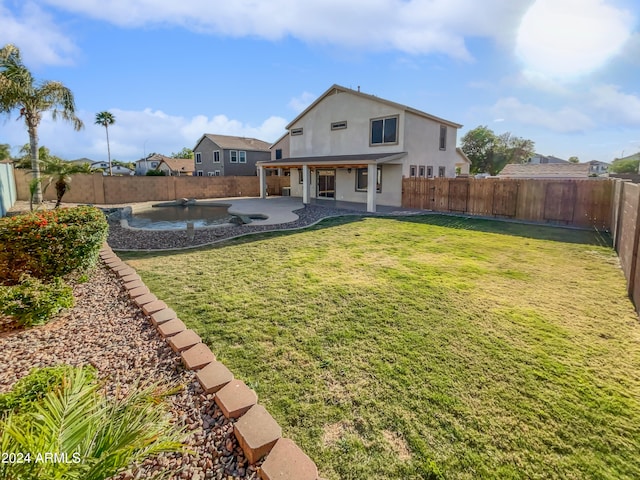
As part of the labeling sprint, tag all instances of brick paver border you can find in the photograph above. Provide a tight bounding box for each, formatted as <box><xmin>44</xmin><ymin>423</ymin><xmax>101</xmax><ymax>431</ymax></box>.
<box><xmin>102</xmin><ymin>245</ymin><xmax>320</xmax><ymax>480</ymax></box>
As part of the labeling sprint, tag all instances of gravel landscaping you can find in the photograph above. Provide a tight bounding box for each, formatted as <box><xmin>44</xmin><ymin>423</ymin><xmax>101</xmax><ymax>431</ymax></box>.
<box><xmin>106</xmin><ymin>204</ymin><xmax>372</xmax><ymax>251</ymax></box>
<box><xmin>0</xmin><ymin>264</ymin><xmax>260</xmax><ymax>480</ymax></box>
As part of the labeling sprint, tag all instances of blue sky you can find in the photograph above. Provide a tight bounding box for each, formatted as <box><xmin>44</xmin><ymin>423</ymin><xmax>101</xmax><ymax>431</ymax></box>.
<box><xmin>1</xmin><ymin>0</ymin><xmax>639</xmax><ymax>163</ymax></box>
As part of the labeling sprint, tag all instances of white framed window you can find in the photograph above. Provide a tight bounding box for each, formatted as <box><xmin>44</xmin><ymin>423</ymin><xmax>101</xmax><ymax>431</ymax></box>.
<box><xmin>355</xmin><ymin>167</ymin><xmax>382</xmax><ymax>193</ymax></box>
<box><xmin>197</xmin><ymin>170</ymin><xmax>203</xmax><ymax>176</ymax></box>
<box><xmin>438</xmin><ymin>166</ymin><xmax>446</xmax><ymax>177</ymax></box>
<box><xmin>427</xmin><ymin>166</ymin><xmax>433</xmax><ymax>178</ymax></box>
<box><xmin>439</xmin><ymin>125</ymin><xmax>447</xmax><ymax>150</ymax></box>
<box><xmin>419</xmin><ymin>166</ymin><xmax>425</xmax><ymax>177</ymax></box>
<box><xmin>195</xmin><ymin>152</ymin><xmax>202</xmax><ymax>164</ymax></box>
<box><xmin>291</xmin><ymin>128</ymin><xmax>303</xmax><ymax>136</ymax></box>
<box><xmin>370</xmin><ymin>115</ymin><xmax>398</xmax><ymax>145</ymax></box>
<box><xmin>409</xmin><ymin>165</ymin><xmax>417</xmax><ymax>177</ymax></box>
<box><xmin>213</xmin><ymin>151</ymin><xmax>220</xmax><ymax>163</ymax></box>
<box><xmin>239</xmin><ymin>151</ymin><xmax>247</xmax><ymax>163</ymax></box>
<box><xmin>207</xmin><ymin>172</ymin><xmax>215</xmax><ymax>176</ymax></box>
<box><xmin>150</xmin><ymin>162</ymin><xmax>158</xmax><ymax>168</ymax></box>
<box><xmin>230</xmin><ymin>150</ymin><xmax>238</xmax><ymax>163</ymax></box>
<box><xmin>214</xmin><ymin>170</ymin><xmax>221</xmax><ymax>176</ymax></box>
<box><xmin>331</xmin><ymin>121</ymin><xmax>347</xmax><ymax>130</ymax></box>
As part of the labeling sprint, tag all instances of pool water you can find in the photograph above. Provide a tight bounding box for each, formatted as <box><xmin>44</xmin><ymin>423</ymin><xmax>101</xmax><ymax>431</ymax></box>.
<box><xmin>127</xmin><ymin>205</ymin><xmax>233</xmax><ymax>230</ymax></box>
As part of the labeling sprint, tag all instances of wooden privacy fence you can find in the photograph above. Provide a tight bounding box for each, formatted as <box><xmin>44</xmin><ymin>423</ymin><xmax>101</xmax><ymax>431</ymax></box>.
<box><xmin>611</xmin><ymin>179</ymin><xmax>640</xmax><ymax>314</ymax></box>
<box><xmin>402</xmin><ymin>177</ymin><xmax>613</xmax><ymax>230</ymax></box>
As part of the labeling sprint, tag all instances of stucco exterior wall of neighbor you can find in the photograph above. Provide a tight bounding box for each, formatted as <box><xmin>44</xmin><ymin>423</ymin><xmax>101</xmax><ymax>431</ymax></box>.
<box><xmin>289</xmin><ymin>90</ymin><xmax>405</xmax><ymax>157</ymax></box>
<box><xmin>403</xmin><ymin>111</ymin><xmax>460</xmax><ymax>178</ymax></box>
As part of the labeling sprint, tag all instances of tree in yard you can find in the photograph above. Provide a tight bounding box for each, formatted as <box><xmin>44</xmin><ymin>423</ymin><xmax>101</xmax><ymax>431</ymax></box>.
<box><xmin>171</xmin><ymin>147</ymin><xmax>194</xmax><ymax>159</ymax></box>
<box><xmin>0</xmin><ymin>44</ymin><xmax>84</xmax><ymax>205</ymax></box>
<box><xmin>568</xmin><ymin>156</ymin><xmax>579</xmax><ymax>164</ymax></box>
<box><xmin>0</xmin><ymin>143</ymin><xmax>10</xmax><ymax>161</ymax></box>
<box><xmin>95</xmin><ymin>111</ymin><xmax>115</xmax><ymax>176</ymax></box>
<box><xmin>39</xmin><ymin>156</ymin><xmax>94</xmax><ymax>208</ymax></box>
<box><xmin>460</xmin><ymin>125</ymin><xmax>535</xmax><ymax>175</ymax></box>
<box><xmin>609</xmin><ymin>157</ymin><xmax>640</xmax><ymax>174</ymax></box>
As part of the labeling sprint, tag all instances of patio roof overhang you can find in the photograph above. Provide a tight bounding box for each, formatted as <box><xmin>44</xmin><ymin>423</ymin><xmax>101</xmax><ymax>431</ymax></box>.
<box><xmin>257</xmin><ymin>152</ymin><xmax>407</xmax><ymax>169</ymax></box>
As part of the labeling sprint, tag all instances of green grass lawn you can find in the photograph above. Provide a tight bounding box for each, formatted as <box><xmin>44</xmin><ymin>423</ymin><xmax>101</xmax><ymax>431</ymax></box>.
<box><xmin>121</xmin><ymin>215</ymin><xmax>640</xmax><ymax>480</ymax></box>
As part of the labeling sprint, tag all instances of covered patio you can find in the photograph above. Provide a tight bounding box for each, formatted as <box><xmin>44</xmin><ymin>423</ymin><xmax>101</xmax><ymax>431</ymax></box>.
<box><xmin>257</xmin><ymin>153</ymin><xmax>407</xmax><ymax>213</ymax></box>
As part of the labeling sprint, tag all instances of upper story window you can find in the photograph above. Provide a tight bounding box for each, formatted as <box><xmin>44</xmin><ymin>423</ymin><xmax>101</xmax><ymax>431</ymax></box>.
<box><xmin>195</xmin><ymin>152</ymin><xmax>202</xmax><ymax>164</ymax></box>
<box><xmin>213</xmin><ymin>151</ymin><xmax>220</xmax><ymax>163</ymax></box>
<box><xmin>230</xmin><ymin>150</ymin><xmax>238</xmax><ymax>163</ymax></box>
<box><xmin>291</xmin><ymin>128</ymin><xmax>303</xmax><ymax>136</ymax></box>
<box><xmin>439</xmin><ymin>125</ymin><xmax>447</xmax><ymax>150</ymax></box>
<box><xmin>275</xmin><ymin>149</ymin><xmax>282</xmax><ymax>160</ymax></box>
<box><xmin>331</xmin><ymin>121</ymin><xmax>347</xmax><ymax>130</ymax></box>
<box><xmin>239</xmin><ymin>151</ymin><xmax>247</xmax><ymax>163</ymax></box>
<box><xmin>370</xmin><ymin>115</ymin><xmax>398</xmax><ymax>145</ymax></box>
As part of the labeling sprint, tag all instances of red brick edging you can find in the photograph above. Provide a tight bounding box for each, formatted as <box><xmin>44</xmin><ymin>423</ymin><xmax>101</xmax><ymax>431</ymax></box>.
<box><xmin>99</xmin><ymin>245</ymin><xmax>319</xmax><ymax>480</ymax></box>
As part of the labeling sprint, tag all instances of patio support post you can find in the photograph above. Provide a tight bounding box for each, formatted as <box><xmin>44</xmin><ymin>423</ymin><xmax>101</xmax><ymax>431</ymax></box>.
<box><xmin>367</xmin><ymin>163</ymin><xmax>377</xmax><ymax>213</ymax></box>
<box><xmin>258</xmin><ymin>166</ymin><xmax>267</xmax><ymax>199</ymax></box>
<box><xmin>302</xmin><ymin>165</ymin><xmax>310</xmax><ymax>205</ymax></box>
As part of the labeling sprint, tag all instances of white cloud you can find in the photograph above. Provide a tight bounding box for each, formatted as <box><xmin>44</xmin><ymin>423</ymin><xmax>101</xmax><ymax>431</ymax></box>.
<box><xmin>288</xmin><ymin>92</ymin><xmax>316</xmax><ymax>113</ymax></box>
<box><xmin>491</xmin><ymin>97</ymin><xmax>595</xmax><ymax>133</ymax></box>
<box><xmin>35</xmin><ymin>0</ymin><xmax>530</xmax><ymax>60</ymax></box>
<box><xmin>589</xmin><ymin>85</ymin><xmax>640</xmax><ymax>125</ymax></box>
<box><xmin>0</xmin><ymin>1</ymin><xmax>78</xmax><ymax>66</ymax></box>
<box><xmin>515</xmin><ymin>0</ymin><xmax>634</xmax><ymax>80</ymax></box>
<box><xmin>3</xmin><ymin>108</ymin><xmax>287</xmax><ymax>161</ymax></box>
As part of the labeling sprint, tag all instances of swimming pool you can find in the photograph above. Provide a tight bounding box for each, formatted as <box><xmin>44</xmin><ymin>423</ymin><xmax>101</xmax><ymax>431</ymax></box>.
<box><xmin>125</xmin><ymin>204</ymin><xmax>234</xmax><ymax>230</ymax></box>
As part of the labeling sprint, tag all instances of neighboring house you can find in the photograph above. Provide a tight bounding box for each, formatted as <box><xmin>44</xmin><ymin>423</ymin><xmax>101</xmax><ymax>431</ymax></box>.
<box><xmin>69</xmin><ymin>157</ymin><xmax>95</xmax><ymax>167</ymax></box>
<box><xmin>157</xmin><ymin>157</ymin><xmax>194</xmax><ymax>176</ymax></box>
<box><xmin>192</xmin><ymin>134</ymin><xmax>271</xmax><ymax>177</ymax></box>
<box><xmin>135</xmin><ymin>155</ymin><xmax>162</xmax><ymax>175</ymax></box>
<box><xmin>256</xmin><ymin>84</ymin><xmax>464</xmax><ymax>212</ymax></box>
<box><xmin>528</xmin><ymin>154</ymin><xmax>568</xmax><ymax>164</ymax></box>
<box><xmin>585</xmin><ymin>160</ymin><xmax>609</xmax><ymax>176</ymax></box>
<box><xmin>497</xmin><ymin>163</ymin><xmax>591</xmax><ymax>178</ymax></box>
<box><xmin>90</xmin><ymin>161</ymin><xmax>134</xmax><ymax>176</ymax></box>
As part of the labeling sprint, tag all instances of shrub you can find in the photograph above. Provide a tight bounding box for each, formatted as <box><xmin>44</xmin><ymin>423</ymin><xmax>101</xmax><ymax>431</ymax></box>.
<box><xmin>0</xmin><ymin>365</ymin><xmax>96</xmax><ymax>415</ymax></box>
<box><xmin>0</xmin><ymin>366</ymin><xmax>186</xmax><ymax>480</ymax></box>
<box><xmin>0</xmin><ymin>275</ymin><xmax>74</xmax><ymax>326</ymax></box>
<box><xmin>0</xmin><ymin>206</ymin><xmax>108</xmax><ymax>284</ymax></box>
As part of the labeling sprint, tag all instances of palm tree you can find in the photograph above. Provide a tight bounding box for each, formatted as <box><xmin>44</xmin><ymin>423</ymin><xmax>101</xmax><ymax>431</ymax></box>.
<box><xmin>40</xmin><ymin>156</ymin><xmax>94</xmax><ymax>208</ymax></box>
<box><xmin>0</xmin><ymin>44</ymin><xmax>84</xmax><ymax>205</ymax></box>
<box><xmin>95</xmin><ymin>111</ymin><xmax>115</xmax><ymax>176</ymax></box>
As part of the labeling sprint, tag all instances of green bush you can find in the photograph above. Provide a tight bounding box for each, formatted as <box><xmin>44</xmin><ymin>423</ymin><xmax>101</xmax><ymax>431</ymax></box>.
<box><xmin>0</xmin><ymin>275</ymin><xmax>74</xmax><ymax>326</ymax></box>
<box><xmin>0</xmin><ymin>206</ymin><xmax>108</xmax><ymax>284</ymax></box>
<box><xmin>0</xmin><ymin>365</ymin><xmax>95</xmax><ymax>415</ymax></box>
<box><xmin>0</xmin><ymin>366</ymin><xmax>186</xmax><ymax>480</ymax></box>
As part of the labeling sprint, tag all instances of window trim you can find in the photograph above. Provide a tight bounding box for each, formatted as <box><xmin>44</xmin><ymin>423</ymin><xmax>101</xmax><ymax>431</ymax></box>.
<box><xmin>213</xmin><ymin>150</ymin><xmax>220</xmax><ymax>163</ymax></box>
<box><xmin>230</xmin><ymin>150</ymin><xmax>238</xmax><ymax>163</ymax></box>
<box><xmin>419</xmin><ymin>166</ymin><xmax>425</xmax><ymax>177</ymax></box>
<box><xmin>331</xmin><ymin>121</ymin><xmax>347</xmax><ymax>130</ymax></box>
<box><xmin>427</xmin><ymin>166</ymin><xmax>434</xmax><ymax>178</ymax></box>
<box><xmin>291</xmin><ymin>128</ymin><xmax>303</xmax><ymax>136</ymax></box>
<box><xmin>439</xmin><ymin>125</ymin><xmax>447</xmax><ymax>151</ymax></box>
<box><xmin>195</xmin><ymin>152</ymin><xmax>202</xmax><ymax>164</ymax></box>
<box><xmin>370</xmin><ymin>115</ymin><xmax>399</xmax><ymax>146</ymax></box>
<box><xmin>409</xmin><ymin>165</ymin><xmax>417</xmax><ymax>178</ymax></box>
<box><xmin>197</xmin><ymin>170</ymin><xmax>203</xmax><ymax>176</ymax></box>
<box><xmin>438</xmin><ymin>166</ymin><xmax>446</xmax><ymax>178</ymax></box>
<box><xmin>239</xmin><ymin>151</ymin><xmax>247</xmax><ymax>163</ymax></box>
<box><xmin>355</xmin><ymin>166</ymin><xmax>382</xmax><ymax>193</ymax></box>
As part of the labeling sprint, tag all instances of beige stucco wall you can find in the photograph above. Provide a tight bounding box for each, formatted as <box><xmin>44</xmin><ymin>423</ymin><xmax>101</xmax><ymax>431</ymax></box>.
<box><xmin>403</xmin><ymin>112</ymin><xmax>460</xmax><ymax>178</ymax></box>
<box><xmin>271</xmin><ymin>134</ymin><xmax>290</xmax><ymax>160</ymax></box>
<box><xmin>289</xmin><ymin>90</ymin><xmax>405</xmax><ymax>157</ymax></box>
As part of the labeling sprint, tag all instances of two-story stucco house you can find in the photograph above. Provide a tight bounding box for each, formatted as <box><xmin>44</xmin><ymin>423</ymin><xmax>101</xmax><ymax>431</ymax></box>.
<box><xmin>193</xmin><ymin>134</ymin><xmax>271</xmax><ymax>177</ymax></box>
<box><xmin>257</xmin><ymin>84</ymin><xmax>467</xmax><ymax>212</ymax></box>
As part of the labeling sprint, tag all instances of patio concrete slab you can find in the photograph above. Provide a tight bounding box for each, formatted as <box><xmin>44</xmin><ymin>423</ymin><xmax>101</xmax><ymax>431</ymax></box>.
<box><xmin>208</xmin><ymin>197</ymin><xmax>304</xmax><ymax>226</ymax></box>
